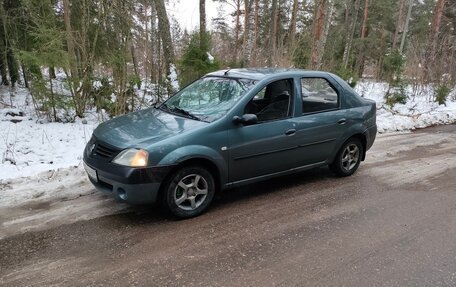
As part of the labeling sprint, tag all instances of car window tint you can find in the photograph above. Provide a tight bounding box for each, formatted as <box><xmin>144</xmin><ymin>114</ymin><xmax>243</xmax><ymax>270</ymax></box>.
<box><xmin>301</xmin><ymin>78</ymin><xmax>339</xmax><ymax>114</ymax></box>
<box><xmin>244</xmin><ymin>79</ymin><xmax>293</xmax><ymax>122</ymax></box>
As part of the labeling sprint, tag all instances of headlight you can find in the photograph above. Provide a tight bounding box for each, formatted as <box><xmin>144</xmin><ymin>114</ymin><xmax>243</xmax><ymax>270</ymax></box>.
<box><xmin>112</xmin><ymin>149</ymin><xmax>149</xmax><ymax>167</ymax></box>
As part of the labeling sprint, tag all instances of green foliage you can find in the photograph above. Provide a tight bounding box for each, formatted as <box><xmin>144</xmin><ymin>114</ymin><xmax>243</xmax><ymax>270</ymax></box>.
<box><xmin>385</xmin><ymin>89</ymin><xmax>407</xmax><ymax>107</ymax></box>
<box><xmin>333</xmin><ymin>67</ymin><xmax>358</xmax><ymax>88</ymax></box>
<box><xmin>179</xmin><ymin>32</ymin><xmax>219</xmax><ymax>87</ymax></box>
<box><xmin>385</xmin><ymin>79</ymin><xmax>407</xmax><ymax>107</ymax></box>
<box><xmin>292</xmin><ymin>35</ymin><xmax>311</xmax><ymax>69</ymax></box>
<box><xmin>383</xmin><ymin>50</ymin><xmax>408</xmax><ymax>107</ymax></box>
<box><xmin>19</xmin><ymin>50</ymin><xmax>73</xmax><ymax>120</ymax></box>
<box><xmin>383</xmin><ymin>51</ymin><xmax>405</xmax><ymax>83</ymax></box>
<box><xmin>91</xmin><ymin>77</ymin><xmax>115</xmax><ymax>115</ymax></box>
<box><xmin>434</xmin><ymin>85</ymin><xmax>450</xmax><ymax>106</ymax></box>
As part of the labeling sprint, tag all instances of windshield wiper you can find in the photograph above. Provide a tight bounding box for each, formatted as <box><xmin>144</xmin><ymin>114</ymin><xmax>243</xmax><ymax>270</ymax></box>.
<box><xmin>170</xmin><ymin>106</ymin><xmax>202</xmax><ymax>121</ymax></box>
<box><xmin>160</xmin><ymin>103</ymin><xmax>202</xmax><ymax>121</ymax></box>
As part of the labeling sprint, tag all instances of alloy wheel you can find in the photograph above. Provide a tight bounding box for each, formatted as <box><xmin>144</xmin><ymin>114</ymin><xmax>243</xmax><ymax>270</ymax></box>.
<box><xmin>341</xmin><ymin>144</ymin><xmax>360</xmax><ymax>172</ymax></box>
<box><xmin>174</xmin><ymin>174</ymin><xmax>208</xmax><ymax>211</ymax></box>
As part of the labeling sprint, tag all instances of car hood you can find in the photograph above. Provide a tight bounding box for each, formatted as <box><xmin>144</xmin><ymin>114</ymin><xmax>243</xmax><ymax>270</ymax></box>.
<box><xmin>93</xmin><ymin>108</ymin><xmax>208</xmax><ymax>149</ymax></box>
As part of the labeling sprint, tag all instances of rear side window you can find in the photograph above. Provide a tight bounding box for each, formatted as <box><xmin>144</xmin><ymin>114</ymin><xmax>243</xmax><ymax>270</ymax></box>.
<box><xmin>301</xmin><ymin>78</ymin><xmax>339</xmax><ymax>114</ymax></box>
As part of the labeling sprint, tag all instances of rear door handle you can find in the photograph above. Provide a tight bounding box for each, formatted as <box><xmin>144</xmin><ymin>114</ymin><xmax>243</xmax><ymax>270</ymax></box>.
<box><xmin>285</xmin><ymin>129</ymin><xmax>296</xmax><ymax>136</ymax></box>
<box><xmin>338</xmin><ymin>118</ymin><xmax>346</xmax><ymax>125</ymax></box>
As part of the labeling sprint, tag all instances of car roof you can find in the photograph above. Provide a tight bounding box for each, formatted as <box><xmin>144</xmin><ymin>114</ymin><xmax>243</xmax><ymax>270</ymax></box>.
<box><xmin>205</xmin><ymin>68</ymin><xmax>333</xmax><ymax>81</ymax></box>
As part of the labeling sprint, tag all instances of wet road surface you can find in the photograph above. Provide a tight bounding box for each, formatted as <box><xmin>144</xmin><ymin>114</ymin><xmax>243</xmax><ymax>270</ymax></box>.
<box><xmin>1</xmin><ymin>125</ymin><xmax>456</xmax><ymax>286</ymax></box>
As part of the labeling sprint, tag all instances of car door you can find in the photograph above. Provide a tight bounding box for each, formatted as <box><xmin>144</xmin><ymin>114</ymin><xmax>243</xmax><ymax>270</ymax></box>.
<box><xmin>228</xmin><ymin>78</ymin><xmax>301</xmax><ymax>182</ymax></box>
<box><xmin>294</xmin><ymin>77</ymin><xmax>348</xmax><ymax>166</ymax></box>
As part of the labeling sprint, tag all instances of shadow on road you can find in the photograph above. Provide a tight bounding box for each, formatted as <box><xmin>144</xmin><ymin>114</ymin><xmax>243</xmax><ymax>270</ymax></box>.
<box><xmin>114</xmin><ymin>167</ymin><xmax>338</xmax><ymax>225</ymax></box>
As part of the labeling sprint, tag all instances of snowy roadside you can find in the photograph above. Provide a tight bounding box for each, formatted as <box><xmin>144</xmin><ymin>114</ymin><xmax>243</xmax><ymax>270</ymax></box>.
<box><xmin>355</xmin><ymin>81</ymin><xmax>456</xmax><ymax>133</ymax></box>
<box><xmin>0</xmin><ymin>86</ymin><xmax>98</xmax><ymax>180</ymax></box>
<box><xmin>1</xmin><ymin>81</ymin><xmax>456</xmax><ymax>182</ymax></box>
<box><xmin>0</xmin><ymin>166</ymin><xmax>129</xmax><ymax>238</ymax></box>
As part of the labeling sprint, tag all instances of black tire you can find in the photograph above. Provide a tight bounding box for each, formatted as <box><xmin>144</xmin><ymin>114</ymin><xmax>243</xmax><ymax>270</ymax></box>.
<box><xmin>161</xmin><ymin>165</ymin><xmax>215</xmax><ymax>218</ymax></box>
<box><xmin>330</xmin><ymin>137</ymin><xmax>363</xmax><ymax>177</ymax></box>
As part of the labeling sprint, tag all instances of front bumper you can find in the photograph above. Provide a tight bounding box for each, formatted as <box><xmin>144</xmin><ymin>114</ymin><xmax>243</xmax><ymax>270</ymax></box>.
<box><xmin>83</xmin><ymin>152</ymin><xmax>175</xmax><ymax>204</ymax></box>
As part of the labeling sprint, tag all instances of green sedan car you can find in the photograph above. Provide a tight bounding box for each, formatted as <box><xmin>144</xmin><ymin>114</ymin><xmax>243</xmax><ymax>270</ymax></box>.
<box><xmin>83</xmin><ymin>69</ymin><xmax>377</xmax><ymax>218</ymax></box>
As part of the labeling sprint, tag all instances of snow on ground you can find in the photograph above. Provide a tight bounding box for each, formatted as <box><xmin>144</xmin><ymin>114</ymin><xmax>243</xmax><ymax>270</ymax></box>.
<box><xmin>0</xmin><ymin>86</ymin><xmax>97</xmax><ymax>180</ymax></box>
<box><xmin>355</xmin><ymin>80</ymin><xmax>456</xmax><ymax>133</ymax></box>
<box><xmin>0</xmin><ymin>80</ymin><xmax>456</xmax><ymax>182</ymax></box>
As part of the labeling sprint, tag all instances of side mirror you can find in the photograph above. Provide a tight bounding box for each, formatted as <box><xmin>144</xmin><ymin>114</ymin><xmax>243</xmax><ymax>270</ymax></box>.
<box><xmin>233</xmin><ymin>114</ymin><xmax>258</xmax><ymax>126</ymax></box>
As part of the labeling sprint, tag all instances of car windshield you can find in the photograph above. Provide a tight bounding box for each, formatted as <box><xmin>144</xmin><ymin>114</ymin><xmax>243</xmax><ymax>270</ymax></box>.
<box><xmin>161</xmin><ymin>77</ymin><xmax>256</xmax><ymax>122</ymax></box>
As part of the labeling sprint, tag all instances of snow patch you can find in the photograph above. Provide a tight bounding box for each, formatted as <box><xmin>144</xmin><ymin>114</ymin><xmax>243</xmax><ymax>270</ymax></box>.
<box><xmin>207</xmin><ymin>52</ymin><xmax>215</xmax><ymax>63</ymax></box>
<box><xmin>168</xmin><ymin>64</ymin><xmax>180</xmax><ymax>92</ymax></box>
<box><xmin>355</xmin><ymin>81</ymin><xmax>456</xmax><ymax>133</ymax></box>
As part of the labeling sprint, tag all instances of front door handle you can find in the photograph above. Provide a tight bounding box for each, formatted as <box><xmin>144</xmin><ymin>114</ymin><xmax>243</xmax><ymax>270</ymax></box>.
<box><xmin>285</xmin><ymin>129</ymin><xmax>296</xmax><ymax>136</ymax></box>
<box><xmin>338</xmin><ymin>118</ymin><xmax>346</xmax><ymax>125</ymax></box>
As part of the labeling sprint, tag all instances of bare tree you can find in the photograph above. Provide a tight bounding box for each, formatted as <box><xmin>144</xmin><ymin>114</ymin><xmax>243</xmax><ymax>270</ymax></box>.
<box><xmin>392</xmin><ymin>0</ymin><xmax>406</xmax><ymax>51</ymax></box>
<box><xmin>253</xmin><ymin>0</ymin><xmax>259</xmax><ymax>52</ymax></box>
<box><xmin>310</xmin><ymin>0</ymin><xmax>328</xmax><ymax>69</ymax></box>
<box><xmin>360</xmin><ymin>0</ymin><xmax>369</xmax><ymax>39</ymax></box>
<box><xmin>424</xmin><ymin>0</ymin><xmax>446</xmax><ymax>81</ymax></box>
<box><xmin>153</xmin><ymin>0</ymin><xmax>176</xmax><ymax>94</ymax></box>
<box><xmin>342</xmin><ymin>0</ymin><xmax>361</xmax><ymax>69</ymax></box>
<box><xmin>200</xmin><ymin>0</ymin><xmax>206</xmax><ymax>39</ymax></box>
<box><xmin>287</xmin><ymin>0</ymin><xmax>300</xmax><ymax>51</ymax></box>
<box><xmin>399</xmin><ymin>0</ymin><xmax>413</xmax><ymax>54</ymax></box>
<box><xmin>268</xmin><ymin>0</ymin><xmax>279</xmax><ymax>65</ymax></box>
<box><xmin>242</xmin><ymin>0</ymin><xmax>254</xmax><ymax>65</ymax></box>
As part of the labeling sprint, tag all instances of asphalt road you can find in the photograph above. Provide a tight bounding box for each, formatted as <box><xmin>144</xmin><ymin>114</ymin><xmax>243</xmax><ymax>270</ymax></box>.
<box><xmin>1</xmin><ymin>125</ymin><xmax>456</xmax><ymax>286</ymax></box>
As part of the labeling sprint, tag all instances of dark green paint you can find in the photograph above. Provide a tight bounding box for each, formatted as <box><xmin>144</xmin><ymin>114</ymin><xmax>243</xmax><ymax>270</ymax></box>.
<box><xmin>92</xmin><ymin>69</ymin><xmax>376</xmax><ymax>191</ymax></box>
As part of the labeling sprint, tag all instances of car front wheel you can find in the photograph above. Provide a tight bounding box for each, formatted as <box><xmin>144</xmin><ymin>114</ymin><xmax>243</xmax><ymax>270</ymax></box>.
<box><xmin>330</xmin><ymin>138</ymin><xmax>363</xmax><ymax>177</ymax></box>
<box><xmin>161</xmin><ymin>165</ymin><xmax>215</xmax><ymax>218</ymax></box>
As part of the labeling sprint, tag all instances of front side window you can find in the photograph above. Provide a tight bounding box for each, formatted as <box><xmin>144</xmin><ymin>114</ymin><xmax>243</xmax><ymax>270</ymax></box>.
<box><xmin>301</xmin><ymin>78</ymin><xmax>339</xmax><ymax>114</ymax></box>
<box><xmin>244</xmin><ymin>79</ymin><xmax>294</xmax><ymax>122</ymax></box>
<box><xmin>163</xmin><ymin>77</ymin><xmax>256</xmax><ymax>122</ymax></box>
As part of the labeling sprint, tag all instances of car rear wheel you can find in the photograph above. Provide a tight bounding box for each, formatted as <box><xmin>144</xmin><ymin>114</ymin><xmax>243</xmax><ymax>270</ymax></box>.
<box><xmin>330</xmin><ymin>138</ymin><xmax>363</xmax><ymax>177</ymax></box>
<box><xmin>161</xmin><ymin>165</ymin><xmax>215</xmax><ymax>218</ymax></box>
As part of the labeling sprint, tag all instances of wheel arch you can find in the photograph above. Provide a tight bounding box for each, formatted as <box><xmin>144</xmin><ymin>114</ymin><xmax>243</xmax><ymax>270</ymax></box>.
<box><xmin>173</xmin><ymin>157</ymin><xmax>222</xmax><ymax>192</ymax></box>
<box><xmin>351</xmin><ymin>133</ymin><xmax>367</xmax><ymax>161</ymax></box>
<box><xmin>157</xmin><ymin>145</ymin><xmax>227</xmax><ymax>193</ymax></box>
<box><xmin>330</xmin><ymin>131</ymin><xmax>368</xmax><ymax>164</ymax></box>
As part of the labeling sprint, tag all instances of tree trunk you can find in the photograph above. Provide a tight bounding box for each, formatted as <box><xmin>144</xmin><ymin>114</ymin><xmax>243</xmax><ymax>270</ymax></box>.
<box><xmin>424</xmin><ymin>0</ymin><xmax>446</xmax><ymax>81</ymax></box>
<box><xmin>0</xmin><ymin>13</ymin><xmax>8</xmax><ymax>85</ymax></box>
<box><xmin>360</xmin><ymin>0</ymin><xmax>369</xmax><ymax>39</ymax></box>
<box><xmin>6</xmin><ymin>48</ymin><xmax>18</xmax><ymax>87</ymax></box>
<box><xmin>342</xmin><ymin>0</ymin><xmax>360</xmax><ymax>69</ymax></box>
<box><xmin>199</xmin><ymin>0</ymin><xmax>206</xmax><ymax>48</ymax></box>
<box><xmin>268</xmin><ymin>0</ymin><xmax>279</xmax><ymax>65</ymax></box>
<box><xmin>150</xmin><ymin>3</ymin><xmax>157</xmax><ymax>83</ymax></box>
<box><xmin>356</xmin><ymin>0</ymin><xmax>369</xmax><ymax>76</ymax></box>
<box><xmin>242</xmin><ymin>0</ymin><xmax>254</xmax><ymax>65</ymax></box>
<box><xmin>320</xmin><ymin>0</ymin><xmax>335</xmax><ymax>66</ymax></box>
<box><xmin>287</xmin><ymin>0</ymin><xmax>299</xmax><ymax>50</ymax></box>
<box><xmin>153</xmin><ymin>0</ymin><xmax>176</xmax><ymax>95</ymax></box>
<box><xmin>310</xmin><ymin>0</ymin><xmax>328</xmax><ymax>69</ymax></box>
<box><xmin>130</xmin><ymin>45</ymin><xmax>140</xmax><ymax>88</ymax></box>
<box><xmin>399</xmin><ymin>0</ymin><xmax>413</xmax><ymax>54</ymax></box>
<box><xmin>233</xmin><ymin>0</ymin><xmax>241</xmax><ymax>63</ymax></box>
<box><xmin>392</xmin><ymin>0</ymin><xmax>406</xmax><ymax>51</ymax></box>
<box><xmin>21</xmin><ymin>62</ymin><xmax>28</xmax><ymax>89</ymax></box>
<box><xmin>253</xmin><ymin>0</ymin><xmax>259</xmax><ymax>52</ymax></box>
<box><xmin>0</xmin><ymin>1</ymin><xmax>10</xmax><ymax>86</ymax></box>
<box><xmin>63</xmin><ymin>0</ymin><xmax>77</xmax><ymax>80</ymax></box>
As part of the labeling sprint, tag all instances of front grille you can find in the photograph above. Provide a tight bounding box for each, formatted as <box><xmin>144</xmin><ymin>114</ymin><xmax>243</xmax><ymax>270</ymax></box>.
<box><xmin>94</xmin><ymin>142</ymin><xmax>118</xmax><ymax>159</ymax></box>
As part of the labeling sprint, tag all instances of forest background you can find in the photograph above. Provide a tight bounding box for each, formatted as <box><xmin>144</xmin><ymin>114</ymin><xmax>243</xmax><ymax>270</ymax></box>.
<box><xmin>0</xmin><ymin>0</ymin><xmax>454</xmax><ymax>121</ymax></box>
